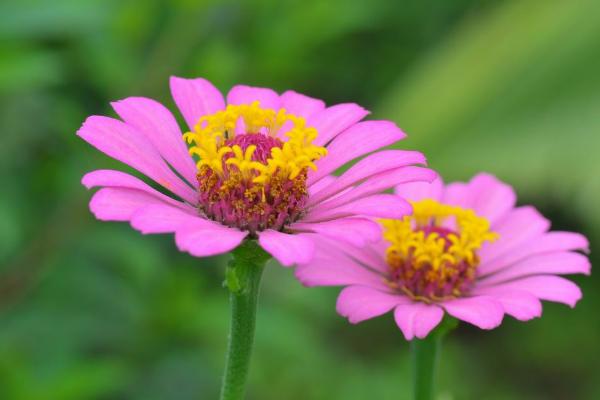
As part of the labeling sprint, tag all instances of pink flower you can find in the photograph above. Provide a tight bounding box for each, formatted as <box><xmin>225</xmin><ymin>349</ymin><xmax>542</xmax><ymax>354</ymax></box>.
<box><xmin>78</xmin><ymin>76</ymin><xmax>435</xmax><ymax>266</ymax></box>
<box><xmin>296</xmin><ymin>173</ymin><xmax>590</xmax><ymax>339</ymax></box>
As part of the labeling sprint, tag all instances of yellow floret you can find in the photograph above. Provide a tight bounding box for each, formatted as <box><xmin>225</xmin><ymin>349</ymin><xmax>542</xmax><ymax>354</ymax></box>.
<box><xmin>381</xmin><ymin>199</ymin><xmax>499</xmax><ymax>273</ymax></box>
<box><xmin>183</xmin><ymin>101</ymin><xmax>327</xmax><ymax>184</ymax></box>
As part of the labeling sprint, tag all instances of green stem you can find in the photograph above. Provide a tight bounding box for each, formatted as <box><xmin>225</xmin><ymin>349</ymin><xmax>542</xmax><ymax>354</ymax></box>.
<box><xmin>219</xmin><ymin>241</ymin><xmax>271</xmax><ymax>400</ymax></box>
<box><xmin>411</xmin><ymin>317</ymin><xmax>457</xmax><ymax>400</ymax></box>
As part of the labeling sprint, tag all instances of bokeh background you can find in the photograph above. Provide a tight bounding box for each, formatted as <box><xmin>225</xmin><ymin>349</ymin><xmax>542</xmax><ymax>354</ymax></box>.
<box><xmin>1</xmin><ymin>0</ymin><xmax>598</xmax><ymax>399</ymax></box>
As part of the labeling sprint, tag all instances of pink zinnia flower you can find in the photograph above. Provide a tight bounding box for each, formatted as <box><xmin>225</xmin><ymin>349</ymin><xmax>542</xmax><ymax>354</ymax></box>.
<box><xmin>78</xmin><ymin>76</ymin><xmax>435</xmax><ymax>266</ymax></box>
<box><xmin>296</xmin><ymin>173</ymin><xmax>590</xmax><ymax>339</ymax></box>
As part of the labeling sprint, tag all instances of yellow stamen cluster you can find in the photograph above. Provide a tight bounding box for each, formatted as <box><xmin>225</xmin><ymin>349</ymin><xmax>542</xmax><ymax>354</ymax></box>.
<box><xmin>183</xmin><ymin>101</ymin><xmax>327</xmax><ymax>183</ymax></box>
<box><xmin>381</xmin><ymin>199</ymin><xmax>498</xmax><ymax>301</ymax></box>
<box><xmin>382</xmin><ymin>199</ymin><xmax>498</xmax><ymax>272</ymax></box>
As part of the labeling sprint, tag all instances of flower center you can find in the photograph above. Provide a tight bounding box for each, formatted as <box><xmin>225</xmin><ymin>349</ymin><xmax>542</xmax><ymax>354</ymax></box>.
<box><xmin>183</xmin><ymin>101</ymin><xmax>327</xmax><ymax>234</ymax></box>
<box><xmin>380</xmin><ymin>199</ymin><xmax>498</xmax><ymax>302</ymax></box>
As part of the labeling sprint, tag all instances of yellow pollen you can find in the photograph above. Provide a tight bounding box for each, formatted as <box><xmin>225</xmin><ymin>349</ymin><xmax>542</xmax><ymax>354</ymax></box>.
<box><xmin>380</xmin><ymin>199</ymin><xmax>499</xmax><ymax>301</ymax></box>
<box><xmin>183</xmin><ymin>101</ymin><xmax>327</xmax><ymax>184</ymax></box>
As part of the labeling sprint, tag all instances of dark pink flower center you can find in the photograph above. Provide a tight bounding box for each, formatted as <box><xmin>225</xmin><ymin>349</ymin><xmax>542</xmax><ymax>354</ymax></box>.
<box><xmin>197</xmin><ymin>133</ymin><xmax>309</xmax><ymax>235</ymax></box>
<box><xmin>223</xmin><ymin>132</ymin><xmax>283</xmax><ymax>163</ymax></box>
<box><xmin>387</xmin><ymin>227</ymin><xmax>478</xmax><ymax>302</ymax></box>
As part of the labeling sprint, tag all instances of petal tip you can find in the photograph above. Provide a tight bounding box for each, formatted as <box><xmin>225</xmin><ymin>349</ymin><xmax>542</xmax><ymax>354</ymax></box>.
<box><xmin>567</xmin><ymin>289</ymin><xmax>583</xmax><ymax>308</ymax></box>
<box><xmin>81</xmin><ymin>172</ymin><xmax>94</xmax><ymax>189</ymax></box>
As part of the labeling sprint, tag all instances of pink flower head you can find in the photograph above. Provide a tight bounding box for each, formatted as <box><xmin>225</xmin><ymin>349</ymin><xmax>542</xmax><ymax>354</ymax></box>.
<box><xmin>296</xmin><ymin>173</ymin><xmax>590</xmax><ymax>339</ymax></box>
<box><xmin>78</xmin><ymin>76</ymin><xmax>435</xmax><ymax>266</ymax></box>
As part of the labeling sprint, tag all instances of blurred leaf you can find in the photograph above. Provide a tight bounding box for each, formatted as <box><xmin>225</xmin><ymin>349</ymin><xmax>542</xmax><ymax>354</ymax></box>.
<box><xmin>379</xmin><ymin>0</ymin><xmax>600</xmax><ymax>231</ymax></box>
<box><xmin>0</xmin><ymin>45</ymin><xmax>63</xmax><ymax>92</ymax></box>
<box><xmin>0</xmin><ymin>0</ymin><xmax>108</xmax><ymax>39</ymax></box>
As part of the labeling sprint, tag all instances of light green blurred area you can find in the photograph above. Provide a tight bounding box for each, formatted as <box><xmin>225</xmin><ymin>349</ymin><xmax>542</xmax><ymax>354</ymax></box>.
<box><xmin>0</xmin><ymin>0</ymin><xmax>598</xmax><ymax>399</ymax></box>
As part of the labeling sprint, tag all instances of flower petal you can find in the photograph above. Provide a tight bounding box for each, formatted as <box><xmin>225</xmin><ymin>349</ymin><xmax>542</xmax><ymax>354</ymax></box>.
<box><xmin>479</xmin><ymin>231</ymin><xmax>589</xmax><ymax>275</ymax></box>
<box><xmin>170</xmin><ymin>76</ymin><xmax>225</xmax><ymax>130</ymax></box>
<box><xmin>309</xmin><ymin>120</ymin><xmax>406</xmax><ymax>184</ymax></box>
<box><xmin>175</xmin><ymin>221</ymin><xmax>247</xmax><ymax>257</ymax></box>
<box><xmin>306</xmin><ymin>235</ymin><xmax>388</xmax><ymax>275</ymax></box>
<box><xmin>289</xmin><ymin>217</ymin><xmax>382</xmax><ymax>248</ymax></box>
<box><xmin>304</xmin><ymin>194</ymin><xmax>412</xmax><ymax>222</ymax></box>
<box><xmin>308</xmin><ymin>175</ymin><xmax>337</xmax><ymax>197</ymax></box>
<box><xmin>442</xmin><ymin>296</ymin><xmax>504</xmax><ymax>330</ymax></box>
<box><xmin>336</xmin><ymin>285</ymin><xmax>410</xmax><ymax>324</ymax></box>
<box><xmin>394</xmin><ymin>303</ymin><xmax>444</xmax><ymax>340</ymax></box>
<box><xmin>531</xmin><ymin>231</ymin><xmax>589</xmax><ymax>253</ymax></box>
<box><xmin>441</xmin><ymin>182</ymin><xmax>470</xmax><ymax>209</ymax></box>
<box><xmin>81</xmin><ymin>169</ymin><xmax>184</xmax><ymax>209</ymax></box>
<box><xmin>328</xmin><ymin>238</ymin><xmax>389</xmax><ymax>273</ymax></box>
<box><xmin>227</xmin><ymin>85</ymin><xmax>281</xmax><ymax>109</ymax></box>
<box><xmin>478</xmin><ymin>252</ymin><xmax>590</xmax><ymax>287</ymax></box>
<box><xmin>395</xmin><ymin>176</ymin><xmax>444</xmax><ymax>202</ymax></box>
<box><xmin>467</xmin><ymin>173</ymin><xmax>517</xmax><ymax>225</ymax></box>
<box><xmin>475</xmin><ymin>275</ymin><xmax>582</xmax><ymax>308</ymax></box>
<box><xmin>77</xmin><ymin>116</ymin><xmax>197</xmax><ymax>203</ymax></box>
<box><xmin>472</xmin><ymin>288</ymin><xmax>542</xmax><ymax>321</ymax></box>
<box><xmin>111</xmin><ymin>97</ymin><xmax>197</xmax><ymax>186</ymax></box>
<box><xmin>258</xmin><ymin>230</ymin><xmax>315</xmax><ymax>267</ymax></box>
<box><xmin>309</xmin><ymin>103</ymin><xmax>369</xmax><ymax>146</ymax></box>
<box><xmin>280</xmin><ymin>90</ymin><xmax>325</xmax><ymax>119</ymax></box>
<box><xmin>130</xmin><ymin>203</ymin><xmax>206</xmax><ymax>234</ymax></box>
<box><xmin>308</xmin><ymin>150</ymin><xmax>427</xmax><ymax>205</ymax></box>
<box><xmin>89</xmin><ymin>187</ymin><xmax>173</xmax><ymax>221</ymax></box>
<box><xmin>295</xmin><ymin>244</ymin><xmax>387</xmax><ymax>289</ymax></box>
<box><xmin>312</xmin><ymin>167</ymin><xmax>436</xmax><ymax>211</ymax></box>
<box><xmin>479</xmin><ymin>206</ymin><xmax>550</xmax><ymax>264</ymax></box>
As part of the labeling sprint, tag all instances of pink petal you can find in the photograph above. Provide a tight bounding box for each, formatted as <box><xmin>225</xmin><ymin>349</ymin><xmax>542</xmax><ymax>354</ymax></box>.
<box><xmin>83</xmin><ymin>169</ymin><xmax>143</xmax><ymax>190</ymax></box>
<box><xmin>169</xmin><ymin>76</ymin><xmax>225</xmax><ymax>130</ymax></box>
<box><xmin>304</xmin><ymin>194</ymin><xmax>412</xmax><ymax>222</ymax></box>
<box><xmin>468</xmin><ymin>173</ymin><xmax>516</xmax><ymax>224</ymax></box>
<box><xmin>442</xmin><ymin>296</ymin><xmax>504</xmax><ymax>330</ymax></box>
<box><xmin>308</xmin><ymin>175</ymin><xmax>337</xmax><ymax>197</ymax></box>
<box><xmin>478</xmin><ymin>206</ymin><xmax>550</xmax><ymax>264</ymax></box>
<box><xmin>280</xmin><ymin>90</ymin><xmax>325</xmax><ymax>119</ymax></box>
<box><xmin>77</xmin><ymin>116</ymin><xmax>197</xmax><ymax>204</ymax></box>
<box><xmin>89</xmin><ymin>188</ymin><xmax>173</xmax><ymax>221</ymax></box>
<box><xmin>536</xmin><ymin>232</ymin><xmax>589</xmax><ymax>252</ymax></box>
<box><xmin>472</xmin><ymin>288</ymin><xmax>542</xmax><ymax>321</ymax></box>
<box><xmin>395</xmin><ymin>176</ymin><xmax>444</xmax><ymax>202</ymax></box>
<box><xmin>295</xmin><ymin>245</ymin><xmax>387</xmax><ymax>289</ymax></box>
<box><xmin>227</xmin><ymin>85</ymin><xmax>281</xmax><ymax>109</ymax></box>
<box><xmin>111</xmin><ymin>97</ymin><xmax>197</xmax><ymax>186</ymax></box>
<box><xmin>308</xmin><ymin>150</ymin><xmax>427</xmax><ymax>205</ymax></box>
<box><xmin>82</xmin><ymin>169</ymin><xmax>193</xmax><ymax>210</ymax></box>
<box><xmin>475</xmin><ymin>275</ymin><xmax>582</xmax><ymax>308</ymax></box>
<box><xmin>175</xmin><ymin>221</ymin><xmax>247</xmax><ymax>257</ymax></box>
<box><xmin>312</xmin><ymin>167</ymin><xmax>436</xmax><ymax>211</ymax></box>
<box><xmin>338</xmin><ymin>242</ymin><xmax>389</xmax><ymax>274</ymax></box>
<box><xmin>289</xmin><ymin>217</ymin><xmax>382</xmax><ymax>248</ymax></box>
<box><xmin>441</xmin><ymin>182</ymin><xmax>470</xmax><ymax>209</ymax></box>
<box><xmin>258</xmin><ymin>230</ymin><xmax>315</xmax><ymax>267</ymax></box>
<box><xmin>130</xmin><ymin>203</ymin><xmax>207</xmax><ymax>234</ymax></box>
<box><xmin>336</xmin><ymin>285</ymin><xmax>410</xmax><ymax>324</ymax></box>
<box><xmin>479</xmin><ymin>231</ymin><xmax>589</xmax><ymax>275</ymax></box>
<box><xmin>309</xmin><ymin>103</ymin><xmax>369</xmax><ymax>147</ymax></box>
<box><xmin>315</xmin><ymin>236</ymin><xmax>389</xmax><ymax>273</ymax></box>
<box><xmin>478</xmin><ymin>252</ymin><xmax>590</xmax><ymax>287</ymax></box>
<box><xmin>394</xmin><ymin>303</ymin><xmax>444</xmax><ymax>340</ymax></box>
<box><xmin>309</xmin><ymin>120</ymin><xmax>406</xmax><ymax>184</ymax></box>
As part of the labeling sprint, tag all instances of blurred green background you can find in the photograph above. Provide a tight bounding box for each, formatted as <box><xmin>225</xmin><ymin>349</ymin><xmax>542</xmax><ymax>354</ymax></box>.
<box><xmin>1</xmin><ymin>0</ymin><xmax>598</xmax><ymax>399</ymax></box>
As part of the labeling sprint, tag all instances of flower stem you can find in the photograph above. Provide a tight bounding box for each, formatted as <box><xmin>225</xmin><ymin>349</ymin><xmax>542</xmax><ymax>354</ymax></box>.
<box><xmin>220</xmin><ymin>241</ymin><xmax>271</xmax><ymax>400</ymax></box>
<box><xmin>410</xmin><ymin>317</ymin><xmax>458</xmax><ymax>400</ymax></box>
